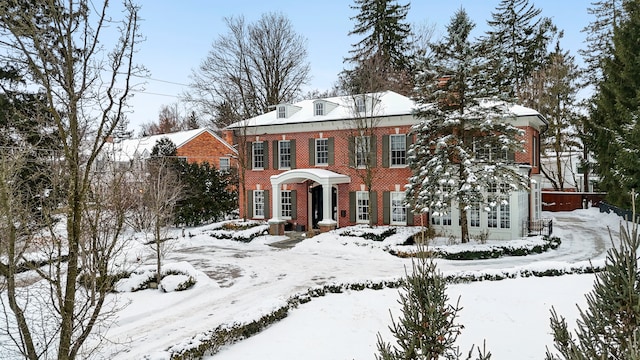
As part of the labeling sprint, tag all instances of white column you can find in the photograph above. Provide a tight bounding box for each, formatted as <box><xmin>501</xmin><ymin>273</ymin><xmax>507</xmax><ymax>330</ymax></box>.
<box><xmin>318</xmin><ymin>182</ymin><xmax>336</xmax><ymax>226</ymax></box>
<box><xmin>269</xmin><ymin>183</ymin><xmax>281</xmax><ymax>223</ymax></box>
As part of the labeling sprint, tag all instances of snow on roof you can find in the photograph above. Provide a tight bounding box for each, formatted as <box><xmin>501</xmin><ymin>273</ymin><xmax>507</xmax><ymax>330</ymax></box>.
<box><xmin>226</xmin><ymin>91</ymin><xmax>416</xmax><ymax>129</ymax></box>
<box><xmin>102</xmin><ymin>128</ymin><xmax>234</xmax><ymax>162</ymax></box>
<box><xmin>226</xmin><ymin>91</ymin><xmax>545</xmax><ymax>130</ymax></box>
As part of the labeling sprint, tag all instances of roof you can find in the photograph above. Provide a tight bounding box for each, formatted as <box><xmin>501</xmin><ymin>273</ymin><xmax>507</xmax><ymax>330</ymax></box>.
<box><xmin>226</xmin><ymin>91</ymin><xmax>415</xmax><ymax>129</ymax></box>
<box><xmin>225</xmin><ymin>90</ymin><xmax>546</xmax><ymax>130</ymax></box>
<box><xmin>103</xmin><ymin>128</ymin><xmax>236</xmax><ymax>162</ymax></box>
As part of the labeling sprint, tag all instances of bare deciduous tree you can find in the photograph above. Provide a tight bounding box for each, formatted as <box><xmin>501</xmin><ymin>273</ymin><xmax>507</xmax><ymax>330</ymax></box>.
<box><xmin>128</xmin><ymin>157</ymin><xmax>182</xmax><ymax>286</ymax></box>
<box><xmin>0</xmin><ymin>1</ymin><xmax>143</xmax><ymax>358</ymax></box>
<box><xmin>185</xmin><ymin>12</ymin><xmax>311</xmax><ymax>128</ymax></box>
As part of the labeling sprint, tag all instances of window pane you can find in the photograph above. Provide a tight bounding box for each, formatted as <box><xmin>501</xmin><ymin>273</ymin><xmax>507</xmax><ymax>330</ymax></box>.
<box><xmin>281</xmin><ymin>190</ymin><xmax>292</xmax><ymax>218</ymax></box>
<box><xmin>279</xmin><ymin>140</ymin><xmax>291</xmax><ymax>169</ymax></box>
<box><xmin>356</xmin><ymin>191</ymin><xmax>369</xmax><ymax>222</ymax></box>
<box><xmin>500</xmin><ymin>199</ymin><xmax>510</xmax><ymax>228</ymax></box>
<box><xmin>390</xmin><ymin>134</ymin><xmax>406</xmax><ymax>166</ymax></box>
<box><xmin>316</xmin><ymin>138</ymin><xmax>328</xmax><ymax>165</ymax></box>
<box><xmin>391</xmin><ymin>192</ymin><xmax>406</xmax><ymax>224</ymax></box>
<box><xmin>252</xmin><ymin>142</ymin><xmax>264</xmax><ymax>169</ymax></box>
<box><xmin>470</xmin><ymin>202</ymin><xmax>480</xmax><ymax>227</ymax></box>
<box><xmin>278</xmin><ymin>106</ymin><xmax>286</xmax><ymax>118</ymax></box>
<box><xmin>254</xmin><ymin>190</ymin><xmax>264</xmax><ymax>218</ymax></box>
<box><xmin>219</xmin><ymin>157</ymin><xmax>230</xmax><ymax>171</ymax></box>
<box><xmin>355</xmin><ymin>136</ymin><xmax>369</xmax><ymax>167</ymax></box>
<box><xmin>315</xmin><ymin>102</ymin><xmax>324</xmax><ymax>116</ymax></box>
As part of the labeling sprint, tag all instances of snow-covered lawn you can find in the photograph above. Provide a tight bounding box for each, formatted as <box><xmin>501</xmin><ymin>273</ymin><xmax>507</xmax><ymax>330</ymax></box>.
<box><xmin>0</xmin><ymin>207</ymin><xmax>626</xmax><ymax>359</ymax></box>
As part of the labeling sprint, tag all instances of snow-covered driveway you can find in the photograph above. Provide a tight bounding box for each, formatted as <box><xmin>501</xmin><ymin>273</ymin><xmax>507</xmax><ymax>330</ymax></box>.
<box><xmin>102</xmin><ymin>208</ymin><xmax>621</xmax><ymax>359</ymax></box>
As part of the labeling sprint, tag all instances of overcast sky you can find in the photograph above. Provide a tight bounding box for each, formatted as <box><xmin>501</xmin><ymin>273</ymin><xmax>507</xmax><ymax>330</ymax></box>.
<box><xmin>125</xmin><ymin>0</ymin><xmax>592</xmax><ymax>134</ymax></box>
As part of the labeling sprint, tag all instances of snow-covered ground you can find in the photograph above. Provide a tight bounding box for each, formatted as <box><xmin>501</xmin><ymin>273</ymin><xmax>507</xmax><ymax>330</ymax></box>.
<box><xmin>1</xmin><ymin>207</ymin><xmax>627</xmax><ymax>359</ymax></box>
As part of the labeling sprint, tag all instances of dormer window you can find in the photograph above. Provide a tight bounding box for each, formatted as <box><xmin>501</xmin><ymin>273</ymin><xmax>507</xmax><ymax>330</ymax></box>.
<box><xmin>315</xmin><ymin>102</ymin><xmax>324</xmax><ymax>116</ymax></box>
<box><xmin>355</xmin><ymin>97</ymin><xmax>365</xmax><ymax>113</ymax></box>
<box><xmin>277</xmin><ymin>105</ymin><xmax>286</xmax><ymax>119</ymax></box>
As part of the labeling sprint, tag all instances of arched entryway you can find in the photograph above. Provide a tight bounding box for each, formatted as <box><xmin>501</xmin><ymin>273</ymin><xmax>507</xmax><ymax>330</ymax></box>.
<box><xmin>268</xmin><ymin>169</ymin><xmax>350</xmax><ymax>234</ymax></box>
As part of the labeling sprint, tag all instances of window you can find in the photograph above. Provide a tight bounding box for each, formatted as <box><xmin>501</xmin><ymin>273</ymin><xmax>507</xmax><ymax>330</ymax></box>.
<box><xmin>431</xmin><ymin>209</ymin><xmax>451</xmax><ymax>226</ymax></box>
<box><xmin>390</xmin><ymin>134</ymin><xmax>406</xmax><ymax>166</ymax></box>
<box><xmin>277</xmin><ymin>105</ymin><xmax>286</xmax><ymax>119</ymax></box>
<box><xmin>219</xmin><ymin>157</ymin><xmax>230</xmax><ymax>171</ymax></box>
<box><xmin>488</xmin><ymin>205</ymin><xmax>498</xmax><ymax>228</ymax></box>
<box><xmin>315</xmin><ymin>138</ymin><xmax>328</xmax><ymax>166</ymax></box>
<box><xmin>252</xmin><ymin>142</ymin><xmax>264</xmax><ymax>169</ymax></box>
<box><xmin>470</xmin><ymin>202</ymin><xmax>480</xmax><ymax>227</ymax></box>
<box><xmin>279</xmin><ymin>140</ymin><xmax>291</xmax><ymax>169</ymax></box>
<box><xmin>474</xmin><ymin>140</ymin><xmax>510</xmax><ymax>162</ymax></box>
<box><xmin>356</xmin><ymin>191</ymin><xmax>369</xmax><ymax>223</ymax></box>
<box><xmin>281</xmin><ymin>190</ymin><xmax>292</xmax><ymax>219</ymax></box>
<box><xmin>253</xmin><ymin>190</ymin><xmax>265</xmax><ymax>218</ymax></box>
<box><xmin>315</xmin><ymin>102</ymin><xmax>324</xmax><ymax>116</ymax></box>
<box><xmin>500</xmin><ymin>199</ymin><xmax>510</xmax><ymax>229</ymax></box>
<box><xmin>355</xmin><ymin>136</ymin><xmax>370</xmax><ymax>167</ymax></box>
<box><xmin>390</xmin><ymin>192</ymin><xmax>406</xmax><ymax>224</ymax></box>
<box><xmin>355</xmin><ymin>97</ymin><xmax>365</xmax><ymax>113</ymax></box>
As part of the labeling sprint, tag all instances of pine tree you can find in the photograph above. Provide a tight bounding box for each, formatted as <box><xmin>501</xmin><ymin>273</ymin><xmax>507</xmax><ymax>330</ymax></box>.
<box><xmin>342</xmin><ymin>0</ymin><xmax>413</xmax><ymax>94</ymax></box>
<box><xmin>580</xmin><ymin>0</ymin><xmax>625</xmax><ymax>88</ymax></box>
<box><xmin>481</xmin><ymin>0</ymin><xmax>557</xmax><ymax>98</ymax></box>
<box><xmin>587</xmin><ymin>0</ymin><xmax>640</xmax><ymax>207</ymax></box>
<box><xmin>376</xmin><ymin>249</ymin><xmax>491</xmax><ymax>360</ymax></box>
<box><xmin>545</xmin><ymin>192</ymin><xmax>640</xmax><ymax>359</ymax></box>
<box><xmin>519</xmin><ymin>40</ymin><xmax>583</xmax><ymax>191</ymax></box>
<box><xmin>407</xmin><ymin>8</ymin><xmax>528</xmax><ymax>243</ymax></box>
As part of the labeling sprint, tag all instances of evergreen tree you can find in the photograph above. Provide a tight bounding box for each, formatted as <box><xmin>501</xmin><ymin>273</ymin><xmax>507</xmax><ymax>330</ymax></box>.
<box><xmin>174</xmin><ymin>161</ymin><xmax>237</xmax><ymax>226</ymax></box>
<box><xmin>545</xmin><ymin>192</ymin><xmax>640</xmax><ymax>359</ymax></box>
<box><xmin>481</xmin><ymin>0</ymin><xmax>557</xmax><ymax>98</ymax></box>
<box><xmin>587</xmin><ymin>0</ymin><xmax>640</xmax><ymax>207</ymax></box>
<box><xmin>580</xmin><ymin>0</ymin><xmax>625</xmax><ymax>88</ymax></box>
<box><xmin>407</xmin><ymin>8</ymin><xmax>528</xmax><ymax>243</ymax></box>
<box><xmin>151</xmin><ymin>137</ymin><xmax>178</xmax><ymax>158</ymax></box>
<box><xmin>376</xmin><ymin>250</ymin><xmax>491</xmax><ymax>359</ymax></box>
<box><xmin>342</xmin><ymin>0</ymin><xmax>413</xmax><ymax>94</ymax></box>
<box><xmin>519</xmin><ymin>41</ymin><xmax>583</xmax><ymax>191</ymax></box>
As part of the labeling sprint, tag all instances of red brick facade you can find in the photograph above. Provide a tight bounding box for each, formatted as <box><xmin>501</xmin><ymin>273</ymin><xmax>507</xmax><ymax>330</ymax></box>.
<box><xmin>235</xmin><ymin>124</ymin><xmax>541</xmax><ymax>231</ymax></box>
<box><xmin>177</xmin><ymin>131</ymin><xmax>237</xmax><ymax>169</ymax></box>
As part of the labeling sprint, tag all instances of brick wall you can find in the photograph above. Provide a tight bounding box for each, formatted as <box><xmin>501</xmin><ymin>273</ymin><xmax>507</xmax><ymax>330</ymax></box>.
<box><xmin>176</xmin><ymin>131</ymin><xmax>236</xmax><ymax>169</ymax></box>
<box><xmin>240</xmin><ymin>124</ymin><xmax>540</xmax><ymax>229</ymax></box>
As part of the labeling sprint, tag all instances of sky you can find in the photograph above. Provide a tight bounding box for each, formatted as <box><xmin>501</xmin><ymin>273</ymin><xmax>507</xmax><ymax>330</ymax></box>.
<box><xmin>125</xmin><ymin>0</ymin><xmax>593</xmax><ymax>134</ymax></box>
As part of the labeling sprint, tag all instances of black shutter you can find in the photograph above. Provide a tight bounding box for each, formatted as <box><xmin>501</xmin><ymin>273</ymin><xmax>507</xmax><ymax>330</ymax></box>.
<box><xmin>264</xmin><ymin>189</ymin><xmax>270</xmax><ymax>219</ymax></box>
<box><xmin>383</xmin><ymin>191</ymin><xmax>390</xmax><ymax>225</ymax></box>
<box><xmin>349</xmin><ymin>192</ymin><xmax>356</xmax><ymax>222</ymax></box>
<box><xmin>309</xmin><ymin>138</ymin><xmax>315</xmax><ymax>166</ymax></box>
<box><xmin>328</xmin><ymin>137</ymin><xmax>335</xmax><ymax>165</ymax></box>
<box><xmin>263</xmin><ymin>140</ymin><xmax>269</xmax><ymax>169</ymax></box>
<box><xmin>272</xmin><ymin>140</ymin><xmax>278</xmax><ymax>170</ymax></box>
<box><xmin>291</xmin><ymin>190</ymin><xmax>297</xmax><ymax>220</ymax></box>
<box><xmin>382</xmin><ymin>135</ymin><xmax>389</xmax><ymax>168</ymax></box>
<box><xmin>247</xmin><ymin>190</ymin><xmax>254</xmax><ymax>218</ymax></box>
<box><xmin>290</xmin><ymin>139</ymin><xmax>296</xmax><ymax>169</ymax></box>
<box><xmin>348</xmin><ymin>137</ymin><xmax>355</xmax><ymax>167</ymax></box>
<box><xmin>370</xmin><ymin>135</ymin><xmax>377</xmax><ymax>168</ymax></box>
<box><xmin>370</xmin><ymin>191</ymin><xmax>378</xmax><ymax>224</ymax></box>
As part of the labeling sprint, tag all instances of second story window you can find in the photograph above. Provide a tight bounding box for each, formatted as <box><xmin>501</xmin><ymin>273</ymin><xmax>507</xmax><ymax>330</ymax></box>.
<box><xmin>355</xmin><ymin>97</ymin><xmax>365</xmax><ymax>113</ymax></box>
<box><xmin>219</xmin><ymin>157</ymin><xmax>230</xmax><ymax>171</ymax></box>
<box><xmin>252</xmin><ymin>142</ymin><xmax>264</xmax><ymax>169</ymax></box>
<box><xmin>279</xmin><ymin>140</ymin><xmax>291</xmax><ymax>169</ymax></box>
<box><xmin>315</xmin><ymin>138</ymin><xmax>328</xmax><ymax>166</ymax></box>
<box><xmin>277</xmin><ymin>105</ymin><xmax>286</xmax><ymax>119</ymax></box>
<box><xmin>355</xmin><ymin>136</ymin><xmax>370</xmax><ymax>167</ymax></box>
<box><xmin>390</xmin><ymin>134</ymin><xmax>406</xmax><ymax>166</ymax></box>
<box><xmin>315</xmin><ymin>102</ymin><xmax>324</xmax><ymax>116</ymax></box>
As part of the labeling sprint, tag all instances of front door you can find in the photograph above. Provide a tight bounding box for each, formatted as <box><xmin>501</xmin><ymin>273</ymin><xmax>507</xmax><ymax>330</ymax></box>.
<box><xmin>311</xmin><ymin>185</ymin><xmax>337</xmax><ymax>229</ymax></box>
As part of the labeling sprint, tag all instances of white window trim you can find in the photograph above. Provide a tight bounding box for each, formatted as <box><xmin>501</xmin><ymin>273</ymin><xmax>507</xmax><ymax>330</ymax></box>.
<box><xmin>252</xmin><ymin>142</ymin><xmax>264</xmax><ymax>170</ymax></box>
<box><xmin>253</xmin><ymin>190</ymin><xmax>265</xmax><ymax>219</ymax></box>
<box><xmin>390</xmin><ymin>191</ymin><xmax>407</xmax><ymax>225</ymax></box>
<box><xmin>389</xmin><ymin>134</ymin><xmax>407</xmax><ymax>167</ymax></box>
<box><xmin>278</xmin><ymin>140</ymin><xmax>291</xmax><ymax>170</ymax></box>
<box><xmin>315</xmin><ymin>138</ymin><xmax>329</xmax><ymax>166</ymax></box>
<box><xmin>355</xmin><ymin>136</ymin><xmax>370</xmax><ymax>168</ymax></box>
<box><xmin>315</xmin><ymin>102</ymin><xmax>324</xmax><ymax>116</ymax></box>
<box><xmin>219</xmin><ymin>157</ymin><xmax>230</xmax><ymax>171</ymax></box>
<box><xmin>356</xmin><ymin>191</ymin><xmax>370</xmax><ymax>224</ymax></box>
<box><xmin>281</xmin><ymin>190</ymin><xmax>292</xmax><ymax>219</ymax></box>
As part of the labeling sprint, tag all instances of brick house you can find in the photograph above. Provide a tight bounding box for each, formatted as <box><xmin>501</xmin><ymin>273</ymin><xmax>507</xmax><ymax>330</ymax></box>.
<box><xmin>226</xmin><ymin>91</ymin><xmax>547</xmax><ymax>240</ymax></box>
<box><xmin>100</xmin><ymin>128</ymin><xmax>237</xmax><ymax>170</ymax></box>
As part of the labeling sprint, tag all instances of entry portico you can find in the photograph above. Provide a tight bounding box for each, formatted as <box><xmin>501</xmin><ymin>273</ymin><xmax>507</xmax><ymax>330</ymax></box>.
<box><xmin>268</xmin><ymin>168</ymin><xmax>350</xmax><ymax>234</ymax></box>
